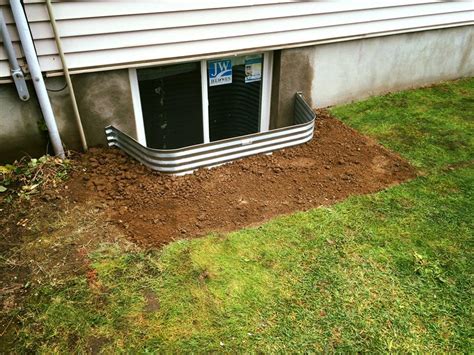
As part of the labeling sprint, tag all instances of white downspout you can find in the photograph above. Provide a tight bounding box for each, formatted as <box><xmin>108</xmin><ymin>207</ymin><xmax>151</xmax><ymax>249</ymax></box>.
<box><xmin>9</xmin><ymin>0</ymin><xmax>65</xmax><ymax>159</ymax></box>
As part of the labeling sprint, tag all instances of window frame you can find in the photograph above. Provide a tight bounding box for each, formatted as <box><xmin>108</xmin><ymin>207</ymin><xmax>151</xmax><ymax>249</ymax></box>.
<box><xmin>129</xmin><ymin>51</ymin><xmax>273</xmax><ymax>148</ymax></box>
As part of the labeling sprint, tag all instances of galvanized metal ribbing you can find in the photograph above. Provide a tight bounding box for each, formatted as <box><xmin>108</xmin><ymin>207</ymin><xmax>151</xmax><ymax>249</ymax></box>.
<box><xmin>45</xmin><ymin>0</ymin><xmax>88</xmax><ymax>152</ymax></box>
<box><xmin>105</xmin><ymin>92</ymin><xmax>316</xmax><ymax>175</ymax></box>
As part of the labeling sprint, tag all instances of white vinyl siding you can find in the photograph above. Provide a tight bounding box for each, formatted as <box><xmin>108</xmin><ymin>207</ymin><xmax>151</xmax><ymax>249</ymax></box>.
<box><xmin>1</xmin><ymin>0</ymin><xmax>473</xmax><ymax>80</ymax></box>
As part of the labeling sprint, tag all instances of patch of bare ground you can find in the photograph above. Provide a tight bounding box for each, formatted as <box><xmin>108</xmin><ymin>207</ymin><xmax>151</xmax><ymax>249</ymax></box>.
<box><xmin>0</xmin><ymin>194</ymin><xmax>131</xmax><ymax>344</ymax></box>
<box><xmin>67</xmin><ymin>109</ymin><xmax>417</xmax><ymax>247</ymax></box>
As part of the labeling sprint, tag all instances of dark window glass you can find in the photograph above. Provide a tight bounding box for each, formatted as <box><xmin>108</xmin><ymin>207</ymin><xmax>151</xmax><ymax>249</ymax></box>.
<box><xmin>137</xmin><ymin>62</ymin><xmax>203</xmax><ymax>149</ymax></box>
<box><xmin>208</xmin><ymin>56</ymin><xmax>262</xmax><ymax>141</ymax></box>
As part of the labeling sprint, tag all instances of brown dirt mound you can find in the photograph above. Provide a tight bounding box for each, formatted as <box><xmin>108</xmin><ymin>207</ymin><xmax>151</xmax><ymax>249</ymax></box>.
<box><xmin>63</xmin><ymin>110</ymin><xmax>417</xmax><ymax>247</ymax></box>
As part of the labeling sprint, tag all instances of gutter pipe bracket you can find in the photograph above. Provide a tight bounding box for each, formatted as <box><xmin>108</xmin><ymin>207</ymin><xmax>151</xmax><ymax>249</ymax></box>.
<box><xmin>11</xmin><ymin>67</ymin><xmax>29</xmax><ymax>101</ymax></box>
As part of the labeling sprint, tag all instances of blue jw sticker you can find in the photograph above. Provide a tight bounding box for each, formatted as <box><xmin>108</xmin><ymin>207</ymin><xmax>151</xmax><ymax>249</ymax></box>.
<box><xmin>208</xmin><ymin>59</ymin><xmax>232</xmax><ymax>87</ymax></box>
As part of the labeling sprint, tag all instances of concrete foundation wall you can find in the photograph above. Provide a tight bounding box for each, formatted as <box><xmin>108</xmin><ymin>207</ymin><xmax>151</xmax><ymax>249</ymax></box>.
<box><xmin>48</xmin><ymin>69</ymin><xmax>137</xmax><ymax>151</ymax></box>
<box><xmin>0</xmin><ymin>83</ymin><xmax>48</xmax><ymax>163</ymax></box>
<box><xmin>0</xmin><ymin>69</ymin><xmax>136</xmax><ymax>163</ymax></box>
<box><xmin>270</xmin><ymin>49</ymin><xmax>314</xmax><ymax>129</ymax></box>
<box><xmin>272</xmin><ymin>26</ymin><xmax>473</xmax><ymax>127</ymax></box>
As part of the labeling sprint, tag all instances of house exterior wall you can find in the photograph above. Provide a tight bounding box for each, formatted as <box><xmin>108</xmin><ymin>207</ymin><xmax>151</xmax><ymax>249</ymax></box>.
<box><xmin>0</xmin><ymin>69</ymin><xmax>136</xmax><ymax>162</ymax></box>
<box><xmin>2</xmin><ymin>1</ymin><xmax>472</xmax><ymax>81</ymax></box>
<box><xmin>311</xmin><ymin>26</ymin><xmax>474</xmax><ymax>108</ymax></box>
<box><xmin>1</xmin><ymin>26</ymin><xmax>473</xmax><ymax>162</ymax></box>
<box><xmin>272</xmin><ymin>26</ymin><xmax>474</xmax><ymax>128</ymax></box>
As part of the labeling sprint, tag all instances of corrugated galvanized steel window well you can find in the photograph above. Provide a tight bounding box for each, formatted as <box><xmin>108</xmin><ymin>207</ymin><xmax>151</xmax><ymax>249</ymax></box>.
<box><xmin>109</xmin><ymin>51</ymin><xmax>316</xmax><ymax>174</ymax></box>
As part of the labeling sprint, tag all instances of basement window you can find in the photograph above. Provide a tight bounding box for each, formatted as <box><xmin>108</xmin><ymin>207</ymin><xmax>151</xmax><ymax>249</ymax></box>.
<box><xmin>131</xmin><ymin>52</ymin><xmax>273</xmax><ymax>149</ymax></box>
<box><xmin>137</xmin><ymin>62</ymin><xmax>203</xmax><ymax>149</ymax></box>
<box><xmin>208</xmin><ymin>55</ymin><xmax>262</xmax><ymax>141</ymax></box>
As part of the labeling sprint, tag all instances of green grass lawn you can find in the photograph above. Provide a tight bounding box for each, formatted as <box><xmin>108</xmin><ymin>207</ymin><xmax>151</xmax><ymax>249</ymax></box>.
<box><xmin>330</xmin><ymin>78</ymin><xmax>473</xmax><ymax>172</ymax></box>
<box><xmin>8</xmin><ymin>79</ymin><xmax>474</xmax><ymax>352</ymax></box>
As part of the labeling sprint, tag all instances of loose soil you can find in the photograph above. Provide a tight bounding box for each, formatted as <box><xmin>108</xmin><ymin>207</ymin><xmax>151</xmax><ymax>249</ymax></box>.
<box><xmin>64</xmin><ymin>110</ymin><xmax>417</xmax><ymax>247</ymax></box>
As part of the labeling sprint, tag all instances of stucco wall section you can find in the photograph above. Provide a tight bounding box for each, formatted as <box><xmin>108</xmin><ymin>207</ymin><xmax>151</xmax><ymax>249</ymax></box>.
<box><xmin>0</xmin><ymin>83</ymin><xmax>48</xmax><ymax>163</ymax></box>
<box><xmin>47</xmin><ymin>69</ymin><xmax>137</xmax><ymax>150</ymax></box>
<box><xmin>270</xmin><ymin>47</ymin><xmax>314</xmax><ymax>129</ymax></box>
<box><xmin>270</xmin><ymin>26</ymin><xmax>473</xmax><ymax>127</ymax></box>
<box><xmin>311</xmin><ymin>26</ymin><xmax>474</xmax><ymax>108</ymax></box>
<box><xmin>0</xmin><ymin>69</ymin><xmax>137</xmax><ymax>162</ymax></box>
